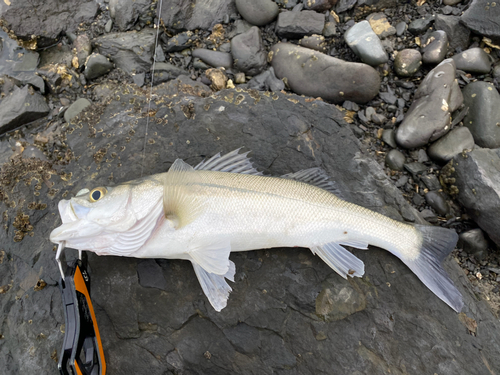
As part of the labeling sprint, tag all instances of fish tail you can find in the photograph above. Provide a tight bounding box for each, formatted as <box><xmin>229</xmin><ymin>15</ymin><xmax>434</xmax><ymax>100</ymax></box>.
<box><xmin>393</xmin><ymin>224</ymin><xmax>463</xmax><ymax>312</ymax></box>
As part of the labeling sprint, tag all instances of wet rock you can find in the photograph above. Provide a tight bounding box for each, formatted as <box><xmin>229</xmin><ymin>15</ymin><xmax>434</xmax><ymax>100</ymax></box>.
<box><xmin>162</xmin><ymin>31</ymin><xmax>195</xmax><ymax>53</ymax></box>
<box><xmin>64</xmin><ymin>98</ymin><xmax>92</xmax><ymax>124</ymax></box>
<box><xmin>39</xmin><ymin>45</ymin><xmax>73</xmax><ymax>69</ymax></box>
<box><xmin>450</xmin><ymin>148</ymin><xmax>500</xmax><ymax>246</ymax></box>
<box><xmin>1</xmin><ymin>0</ymin><xmax>99</xmax><ymax>48</ymax></box>
<box><xmin>235</xmin><ymin>0</ymin><xmax>279</xmax><ymax>26</ymax></box>
<box><xmin>84</xmin><ymin>53</ymin><xmax>113</xmax><ymax>80</ymax></box>
<box><xmin>132</xmin><ymin>73</ymin><xmax>145</xmax><ymax>87</ymax></box>
<box><xmin>404</xmin><ymin>162</ymin><xmax>427</xmax><ymax>179</ymax></box>
<box><xmin>159</xmin><ymin>0</ymin><xmax>237</xmax><ymax>31</ymax></box>
<box><xmin>275</xmin><ymin>0</ymin><xmax>299</xmax><ymax>8</ymax></box>
<box><xmin>105</xmin><ymin>19</ymin><xmax>113</xmax><ymax>33</ymax></box>
<box><xmin>425</xmin><ymin>190</ymin><xmax>450</xmax><ymax>216</ymax></box>
<box><xmin>304</xmin><ymin>0</ymin><xmax>337</xmax><ymax>11</ymax></box>
<box><xmin>247</xmin><ymin>67</ymin><xmax>285</xmax><ymax>92</ymax></box>
<box><xmin>421</xmin><ymin>31</ymin><xmax>448</xmax><ymax>65</ymax></box>
<box><xmin>37</xmin><ymin>64</ymin><xmax>77</xmax><ymax>94</ymax></box>
<box><xmin>344</xmin><ymin>21</ymin><xmax>388</xmax><ymax>66</ymax></box>
<box><xmin>205</xmin><ymin>68</ymin><xmax>228</xmax><ymax>91</ymax></box>
<box><xmin>462</xmin><ymin>81</ymin><xmax>500</xmax><ymax>149</ymax></box>
<box><xmin>452</xmin><ymin>48</ymin><xmax>492</xmax><ymax>74</ymax></box>
<box><xmin>275</xmin><ymin>11</ymin><xmax>325</xmax><ymax>39</ymax></box>
<box><xmin>192</xmin><ymin>49</ymin><xmax>233</xmax><ymax>69</ymax></box>
<box><xmin>394</xmin><ymin>49</ymin><xmax>422</xmax><ymax>77</ymax></box>
<box><xmin>316</xmin><ymin>275</ymin><xmax>366</xmax><ymax>321</ymax></box>
<box><xmin>0</xmin><ymin>85</ymin><xmax>49</xmax><ymax>134</ymax></box>
<box><xmin>137</xmin><ymin>260</ymin><xmax>167</xmax><ymax>290</ymax></box>
<box><xmin>461</xmin><ymin>0</ymin><xmax>500</xmax><ymax>44</ymax></box>
<box><xmin>382</xmin><ymin>128</ymin><xmax>397</xmax><ymax>148</ymax></box>
<box><xmin>435</xmin><ymin>15</ymin><xmax>470</xmax><ymax>53</ymax></box>
<box><xmin>94</xmin><ymin>29</ymin><xmax>155</xmax><ymax>74</ymax></box>
<box><xmin>231</xmin><ymin>27</ymin><xmax>267</xmax><ymax>76</ymax></box>
<box><xmin>299</xmin><ymin>35</ymin><xmax>327</xmax><ymax>52</ymax></box>
<box><xmin>270</xmin><ymin>43</ymin><xmax>380</xmax><ymax>104</ymax></box>
<box><xmin>336</xmin><ymin>0</ymin><xmax>357</xmax><ymax>13</ymax></box>
<box><xmin>153</xmin><ymin>62</ymin><xmax>188</xmax><ymax>84</ymax></box>
<box><xmin>395</xmin><ymin>59</ymin><xmax>463</xmax><ymax>149</ymax></box>
<box><xmin>421</xmin><ymin>174</ymin><xmax>442</xmax><ymax>191</ymax></box>
<box><xmin>421</xmin><ymin>208</ymin><xmax>438</xmax><ymax>223</ymax></box>
<box><xmin>395</xmin><ymin>21</ymin><xmax>406</xmax><ymax>36</ymax></box>
<box><xmin>444</xmin><ymin>0</ymin><xmax>462</xmax><ymax>4</ymax></box>
<box><xmin>427</xmin><ymin>127</ymin><xmax>475</xmax><ymax>163</ymax></box>
<box><xmin>109</xmin><ymin>0</ymin><xmax>151</xmax><ymax>31</ymax></box>
<box><xmin>408</xmin><ymin>16</ymin><xmax>434</xmax><ymax>35</ymax></box>
<box><xmin>366</xmin><ymin>13</ymin><xmax>396</xmax><ymax>39</ymax></box>
<box><xmin>385</xmin><ymin>149</ymin><xmax>405</xmax><ymax>171</ymax></box>
<box><xmin>323</xmin><ymin>13</ymin><xmax>338</xmax><ymax>37</ymax></box>
<box><xmin>74</xmin><ymin>34</ymin><xmax>92</xmax><ymax>68</ymax></box>
<box><xmin>458</xmin><ymin>229</ymin><xmax>489</xmax><ymax>259</ymax></box>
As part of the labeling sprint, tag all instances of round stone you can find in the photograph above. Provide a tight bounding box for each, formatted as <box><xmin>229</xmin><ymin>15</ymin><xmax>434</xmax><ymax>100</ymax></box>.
<box><xmin>235</xmin><ymin>0</ymin><xmax>279</xmax><ymax>27</ymax></box>
<box><xmin>394</xmin><ymin>49</ymin><xmax>422</xmax><ymax>77</ymax></box>
<box><xmin>385</xmin><ymin>149</ymin><xmax>406</xmax><ymax>171</ymax></box>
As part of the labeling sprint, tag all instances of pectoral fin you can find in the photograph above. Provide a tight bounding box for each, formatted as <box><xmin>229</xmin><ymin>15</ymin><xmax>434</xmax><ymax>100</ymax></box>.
<box><xmin>311</xmin><ymin>242</ymin><xmax>365</xmax><ymax>278</ymax></box>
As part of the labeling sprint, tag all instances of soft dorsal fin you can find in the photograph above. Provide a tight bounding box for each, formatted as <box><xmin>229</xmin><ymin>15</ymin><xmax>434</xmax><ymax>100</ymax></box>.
<box><xmin>281</xmin><ymin>168</ymin><xmax>345</xmax><ymax>200</ymax></box>
<box><xmin>163</xmin><ymin>158</ymin><xmax>204</xmax><ymax>229</ymax></box>
<box><xmin>194</xmin><ymin>148</ymin><xmax>262</xmax><ymax>175</ymax></box>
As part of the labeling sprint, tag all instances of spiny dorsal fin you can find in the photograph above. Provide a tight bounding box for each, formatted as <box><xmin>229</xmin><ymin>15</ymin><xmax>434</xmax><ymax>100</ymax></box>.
<box><xmin>281</xmin><ymin>168</ymin><xmax>345</xmax><ymax>200</ymax></box>
<box><xmin>194</xmin><ymin>148</ymin><xmax>262</xmax><ymax>175</ymax></box>
<box><xmin>163</xmin><ymin>158</ymin><xmax>204</xmax><ymax>229</ymax></box>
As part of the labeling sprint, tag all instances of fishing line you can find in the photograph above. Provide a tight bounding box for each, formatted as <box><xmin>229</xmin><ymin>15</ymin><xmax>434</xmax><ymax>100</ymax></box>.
<box><xmin>141</xmin><ymin>0</ymin><xmax>163</xmax><ymax>177</ymax></box>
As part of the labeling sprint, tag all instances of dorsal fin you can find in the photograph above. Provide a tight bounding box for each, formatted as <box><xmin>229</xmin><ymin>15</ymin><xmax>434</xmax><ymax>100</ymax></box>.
<box><xmin>281</xmin><ymin>168</ymin><xmax>345</xmax><ymax>200</ymax></box>
<box><xmin>194</xmin><ymin>148</ymin><xmax>262</xmax><ymax>175</ymax></box>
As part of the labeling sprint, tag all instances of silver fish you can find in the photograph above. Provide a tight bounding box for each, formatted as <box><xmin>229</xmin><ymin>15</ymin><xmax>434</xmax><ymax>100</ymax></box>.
<box><xmin>50</xmin><ymin>149</ymin><xmax>463</xmax><ymax>312</ymax></box>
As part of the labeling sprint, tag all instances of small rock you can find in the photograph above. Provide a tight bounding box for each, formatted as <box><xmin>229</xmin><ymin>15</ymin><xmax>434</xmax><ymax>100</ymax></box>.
<box><xmin>323</xmin><ymin>13</ymin><xmax>337</xmax><ymax>37</ymax></box>
<box><xmin>336</xmin><ymin>0</ymin><xmax>357</xmax><ymax>13</ymax></box>
<box><xmin>234</xmin><ymin>72</ymin><xmax>246</xmax><ymax>84</ymax></box>
<box><xmin>421</xmin><ymin>30</ymin><xmax>449</xmax><ymax>65</ymax></box>
<box><xmin>462</xmin><ymin>81</ymin><xmax>500</xmax><ymax>149</ymax></box>
<box><xmin>458</xmin><ymin>229</ymin><xmax>489</xmax><ymax>260</ymax></box>
<box><xmin>299</xmin><ymin>35</ymin><xmax>327</xmax><ymax>52</ymax></box>
<box><xmin>192</xmin><ymin>49</ymin><xmax>232</xmax><ymax>69</ymax></box>
<box><xmin>205</xmin><ymin>68</ymin><xmax>228</xmax><ymax>91</ymax></box>
<box><xmin>154</xmin><ymin>62</ymin><xmax>188</xmax><ymax>79</ymax></box>
<box><xmin>452</xmin><ymin>48</ymin><xmax>492</xmax><ymax>74</ymax></box>
<box><xmin>235</xmin><ymin>0</ymin><xmax>279</xmax><ymax>27</ymax></box>
<box><xmin>137</xmin><ymin>260</ymin><xmax>167</xmax><ymax>290</ymax></box>
<box><xmin>342</xmin><ymin>101</ymin><xmax>359</xmax><ymax>112</ymax></box>
<box><xmin>427</xmin><ymin>127</ymin><xmax>475</xmax><ymax>163</ymax></box>
<box><xmin>461</xmin><ymin>0</ymin><xmax>500</xmax><ymax>43</ymax></box>
<box><xmin>366</xmin><ymin>13</ymin><xmax>396</xmax><ymax>39</ymax></box>
<box><xmin>434</xmin><ymin>15</ymin><xmax>470</xmax><ymax>53</ymax></box>
<box><xmin>132</xmin><ymin>73</ymin><xmax>145</xmax><ymax>87</ymax></box>
<box><xmin>275</xmin><ymin>0</ymin><xmax>298</xmax><ymax>8</ymax></box>
<box><xmin>404</xmin><ymin>162</ymin><xmax>427</xmax><ymax>179</ymax></box>
<box><xmin>74</xmin><ymin>34</ymin><xmax>92</xmax><ymax>68</ymax></box>
<box><xmin>231</xmin><ymin>26</ymin><xmax>267</xmax><ymax>76</ymax></box>
<box><xmin>382</xmin><ymin>129</ymin><xmax>397</xmax><ymax>148</ymax></box>
<box><xmin>394</xmin><ymin>49</ymin><xmax>422</xmax><ymax>77</ymax></box>
<box><xmin>421</xmin><ymin>208</ymin><xmax>438</xmax><ymax>223</ymax></box>
<box><xmin>425</xmin><ymin>190</ymin><xmax>450</xmax><ymax>216</ymax></box>
<box><xmin>493</xmin><ymin>64</ymin><xmax>500</xmax><ymax>79</ymax></box>
<box><xmin>270</xmin><ymin>43</ymin><xmax>380</xmax><ymax>104</ymax></box>
<box><xmin>418</xmin><ymin>149</ymin><xmax>429</xmax><ymax>163</ymax></box>
<box><xmin>247</xmin><ymin>67</ymin><xmax>284</xmax><ymax>92</ymax></box>
<box><xmin>443</xmin><ymin>0</ymin><xmax>462</xmax><ymax>4</ymax></box>
<box><xmin>163</xmin><ymin>31</ymin><xmax>195</xmax><ymax>53</ymax></box>
<box><xmin>231</xmin><ymin>20</ymin><xmax>253</xmax><ymax>37</ymax></box>
<box><xmin>84</xmin><ymin>53</ymin><xmax>113</xmax><ymax>80</ymax></box>
<box><xmin>304</xmin><ymin>0</ymin><xmax>336</xmax><ymax>11</ymax></box>
<box><xmin>109</xmin><ymin>0</ymin><xmax>150</xmax><ymax>31</ymax></box>
<box><xmin>105</xmin><ymin>19</ymin><xmax>113</xmax><ymax>33</ymax></box>
<box><xmin>344</xmin><ymin>21</ymin><xmax>388</xmax><ymax>66</ymax></box>
<box><xmin>408</xmin><ymin>16</ymin><xmax>434</xmax><ymax>35</ymax></box>
<box><xmin>64</xmin><ymin>98</ymin><xmax>91</xmax><ymax>123</ymax></box>
<box><xmin>275</xmin><ymin>11</ymin><xmax>325</xmax><ymax>39</ymax></box>
<box><xmin>395</xmin><ymin>21</ymin><xmax>406</xmax><ymax>36</ymax></box>
<box><xmin>421</xmin><ymin>174</ymin><xmax>442</xmax><ymax>191</ymax></box>
<box><xmin>385</xmin><ymin>149</ymin><xmax>405</xmax><ymax>171</ymax></box>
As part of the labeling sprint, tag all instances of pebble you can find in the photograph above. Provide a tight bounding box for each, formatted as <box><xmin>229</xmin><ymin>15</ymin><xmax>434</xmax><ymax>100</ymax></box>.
<box><xmin>74</xmin><ymin>34</ymin><xmax>92</xmax><ymax>67</ymax></box>
<box><xmin>420</xmin><ymin>208</ymin><xmax>438</xmax><ymax>224</ymax></box>
<box><xmin>299</xmin><ymin>35</ymin><xmax>327</xmax><ymax>52</ymax></box>
<box><xmin>395</xmin><ymin>59</ymin><xmax>463</xmax><ymax>149</ymax></box>
<box><xmin>304</xmin><ymin>0</ymin><xmax>336</xmax><ymax>11</ymax></box>
<box><xmin>192</xmin><ymin>49</ymin><xmax>233</xmax><ymax>69</ymax></box>
<box><xmin>132</xmin><ymin>73</ymin><xmax>145</xmax><ymax>87</ymax></box>
<box><xmin>417</xmin><ymin>149</ymin><xmax>429</xmax><ymax>163</ymax></box>
<box><xmin>344</xmin><ymin>21</ymin><xmax>388</xmax><ymax>66</ymax></box>
<box><xmin>395</xmin><ymin>21</ymin><xmax>406</xmax><ymax>36</ymax></box>
<box><xmin>434</xmin><ymin>15</ymin><xmax>470</xmax><ymax>53</ymax></box>
<box><xmin>234</xmin><ymin>72</ymin><xmax>246</xmax><ymax>84</ymax></box>
<box><xmin>247</xmin><ymin>67</ymin><xmax>284</xmax><ymax>92</ymax></box>
<box><xmin>235</xmin><ymin>0</ymin><xmax>279</xmax><ymax>27</ymax></box>
<box><xmin>231</xmin><ymin>26</ymin><xmax>267</xmax><ymax>76</ymax></box>
<box><xmin>63</xmin><ymin>98</ymin><xmax>90</xmax><ymax>123</ymax></box>
<box><xmin>105</xmin><ymin>19</ymin><xmax>113</xmax><ymax>33</ymax></box>
<box><xmin>275</xmin><ymin>11</ymin><xmax>325</xmax><ymax>39</ymax></box>
<box><xmin>205</xmin><ymin>68</ymin><xmax>228</xmax><ymax>91</ymax></box>
<box><xmin>443</xmin><ymin>0</ymin><xmax>462</xmax><ymax>4</ymax></box>
<box><xmin>425</xmin><ymin>190</ymin><xmax>450</xmax><ymax>216</ymax></box>
<box><xmin>382</xmin><ymin>129</ymin><xmax>397</xmax><ymax>148</ymax></box>
<box><xmin>458</xmin><ymin>229</ymin><xmax>489</xmax><ymax>260</ymax></box>
<box><xmin>323</xmin><ymin>13</ymin><xmax>337</xmax><ymax>37</ymax></box>
<box><xmin>336</xmin><ymin>0</ymin><xmax>357</xmax><ymax>13</ymax></box>
<box><xmin>493</xmin><ymin>64</ymin><xmax>500</xmax><ymax>80</ymax></box>
<box><xmin>270</xmin><ymin>43</ymin><xmax>380</xmax><ymax>104</ymax></box>
<box><xmin>408</xmin><ymin>16</ymin><xmax>434</xmax><ymax>35</ymax></box>
<box><xmin>427</xmin><ymin>127</ymin><xmax>475</xmax><ymax>163</ymax></box>
<box><xmin>421</xmin><ymin>30</ymin><xmax>448</xmax><ymax>65</ymax></box>
<box><xmin>421</xmin><ymin>174</ymin><xmax>441</xmax><ymax>191</ymax></box>
<box><xmin>366</xmin><ymin>13</ymin><xmax>396</xmax><ymax>39</ymax></box>
<box><xmin>394</xmin><ymin>49</ymin><xmax>422</xmax><ymax>77</ymax></box>
<box><xmin>275</xmin><ymin>0</ymin><xmax>298</xmax><ymax>8</ymax></box>
<box><xmin>163</xmin><ymin>31</ymin><xmax>194</xmax><ymax>53</ymax></box>
<box><xmin>153</xmin><ymin>62</ymin><xmax>188</xmax><ymax>83</ymax></box>
<box><xmin>342</xmin><ymin>101</ymin><xmax>359</xmax><ymax>111</ymax></box>
<box><xmin>385</xmin><ymin>149</ymin><xmax>405</xmax><ymax>171</ymax></box>
<box><xmin>84</xmin><ymin>53</ymin><xmax>113</xmax><ymax>80</ymax></box>
<box><xmin>404</xmin><ymin>162</ymin><xmax>427</xmax><ymax>179</ymax></box>
<box><xmin>452</xmin><ymin>48</ymin><xmax>492</xmax><ymax>74</ymax></box>
<box><xmin>462</xmin><ymin>81</ymin><xmax>500</xmax><ymax>149</ymax></box>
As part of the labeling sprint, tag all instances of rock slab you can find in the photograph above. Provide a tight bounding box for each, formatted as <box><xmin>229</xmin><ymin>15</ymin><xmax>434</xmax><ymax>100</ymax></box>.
<box><xmin>275</xmin><ymin>11</ymin><xmax>325</xmax><ymax>39</ymax></box>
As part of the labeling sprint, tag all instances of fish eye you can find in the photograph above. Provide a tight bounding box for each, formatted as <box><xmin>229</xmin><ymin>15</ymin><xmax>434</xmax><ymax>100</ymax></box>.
<box><xmin>89</xmin><ymin>187</ymin><xmax>107</xmax><ymax>202</ymax></box>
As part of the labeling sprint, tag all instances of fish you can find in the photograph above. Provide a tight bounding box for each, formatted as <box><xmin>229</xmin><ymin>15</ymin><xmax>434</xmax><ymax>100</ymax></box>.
<box><xmin>50</xmin><ymin>149</ymin><xmax>463</xmax><ymax>312</ymax></box>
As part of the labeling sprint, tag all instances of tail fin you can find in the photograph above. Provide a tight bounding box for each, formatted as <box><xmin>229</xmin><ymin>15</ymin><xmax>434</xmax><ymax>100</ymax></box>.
<box><xmin>395</xmin><ymin>225</ymin><xmax>463</xmax><ymax>312</ymax></box>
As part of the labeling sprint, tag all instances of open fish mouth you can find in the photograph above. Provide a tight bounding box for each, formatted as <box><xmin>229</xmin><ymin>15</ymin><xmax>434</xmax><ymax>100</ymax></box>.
<box><xmin>49</xmin><ymin>200</ymin><xmax>100</xmax><ymax>244</ymax></box>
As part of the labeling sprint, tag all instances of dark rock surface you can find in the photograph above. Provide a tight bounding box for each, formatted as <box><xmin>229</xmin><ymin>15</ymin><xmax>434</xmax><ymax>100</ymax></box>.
<box><xmin>109</xmin><ymin>0</ymin><xmax>152</xmax><ymax>31</ymax></box>
<box><xmin>452</xmin><ymin>48</ymin><xmax>492</xmax><ymax>74</ymax></box>
<box><xmin>247</xmin><ymin>67</ymin><xmax>284</xmax><ymax>92</ymax></box>
<box><xmin>408</xmin><ymin>16</ymin><xmax>434</xmax><ymax>35</ymax></box>
<box><xmin>458</xmin><ymin>229</ymin><xmax>490</xmax><ymax>260</ymax></box>
<box><xmin>192</xmin><ymin>49</ymin><xmax>233</xmax><ymax>69</ymax></box>
<box><xmin>270</xmin><ymin>43</ymin><xmax>380</xmax><ymax>104</ymax></box>
<box><xmin>304</xmin><ymin>0</ymin><xmax>337</xmax><ymax>11</ymax></box>
<box><xmin>427</xmin><ymin>126</ymin><xmax>475</xmax><ymax>163</ymax></box>
<box><xmin>275</xmin><ymin>10</ymin><xmax>325</xmax><ymax>39</ymax></box>
<box><xmin>231</xmin><ymin>26</ymin><xmax>267</xmax><ymax>76</ymax></box>
<box><xmin>449</xmin><ymin>148</ymin><xmax>500</xmax><ymax>247</ymax></box>
<box><xmin>235</xmin><ymin>0</ymin><xmax>279</xmax><ymax>27</ymax></box>
<box><xmin>421</xmin><ymin>30</ymin><xmax>448</xmax><ymax>65</ymax></box>
<box><xmin>299</xmin><ymin>34</ymin><xmax>327</xmax><ymax>52</ymax></box>
<box><xmin>434</xmin><ymin>15</ymin><xmax>470</xmax><ymax>53</ymax></box>
<box><xmin>461</xmin><ymin>0</ymin><xmax>500</xmax><ymax>43</ymax></box>
<box><xmin>2</xmin><ymin>78</ymin><xmax>499</xmax><ymax>374</ymax></box>
<box><xmin>385</xmin><ymin>149</ymin><xmax>405</xmax><ymax>171</ymax></box>
<box><xmin>344</xmin><ymin>21</ymin><xmax>388</xmax><ymax>66</ymax></box>
<box><xmin>84</xmin><ymin>53</ymin><xmax>114</xmax><ymax>80</ymax></box>
<box><xmin>64</xmin><ymin>98</ymin><xmax>92</xmax><ymax>123</ymax></box>
<box><xmin>394</xmin><ymin>49</ymin><xmax>421</xmax><ymax>77</ymax></box>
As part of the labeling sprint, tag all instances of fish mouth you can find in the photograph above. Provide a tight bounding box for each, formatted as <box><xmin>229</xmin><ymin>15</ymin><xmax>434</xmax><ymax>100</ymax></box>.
<box><xmin>50</xmin><ymin>200</ymin><xmax>101</xmax><ymax>244</ymax></box>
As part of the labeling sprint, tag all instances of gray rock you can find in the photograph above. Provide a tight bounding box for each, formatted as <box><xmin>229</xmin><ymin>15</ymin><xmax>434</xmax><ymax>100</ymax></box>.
<box><xmin>275</xmin><ymin>0</ymin><xmax>298</xmax><ymax>8</ymax></box>
<box><xmin>449</xmin><ymin>148</ymin><xmax>500</xmax><ymax>246</ymax></box>
<box><xmin>493</xmin><ymin>64</ymin><xmax>500</xmax><ymax>79</ymax></box>
<box><xmin>247</xmin><ymin>67</ymin><xmax>284</xmax><ymax>92</ymax></box>
<box><xmin>270</xmin><ymin>43</ymin><xmax>380</xmax><ymax>104</ymax></box>
<box><xmin>299</xmin><ymin>34</ymin><xmax>327</xmax><ymax>52</ymax></box>
<box><xmin>304</xmin><ymin>0</ymin><xmax>337</xmax><ymax>11</ymax></box>
<box><xmin>385</xmin><ymin>149</ymin><xmax>405</xmax><ymax>171</ymax></box>
<box><xmin>421</xmin><ymin>30</ymin><xmax>449</xmax><ymax>65</ymax></box>
<box><xmin>64</xmin><ymin>98</ymin><xmax>92</xmax><ymax>123</ymax></box>
<box><xmin>344</xmin><ymin>21</ymin><xmax>388</xmax><ymax>66</ymax></box>
<box><xmin>395</xmin><ymin>21</ymin><xmax>406</xmax><ymax>36</ymax></box>
<box><xmin>444</xmin><ymin>0</ymin><xmax>462</xmax><ymax>4</ymax></box>
<box><xmin>159</xmin><ymin>0</ymin><xmax>237</xmax><ymax>31</ymax></box>
<box><xmin>408</xmin><ymin>16</ymin><xmax>434</xmax><ymax>35</ymax></box>
<box><xmin>421</xmin><ymin>174</ymin><xmax>442</xmax><ymax>191</ymax></box>
<box><xmin>109</xmin><ymin>0</ymin><xmax>150</xmax><ymax>31</ymax></box>
<box><xmin>94</xmin><ymin>29</ymin><xmax>155</xmax><ymax>74</ymax></box>
<box><xmin>105</xmin><ymin>19</ymin><xmax>113</xmax><ymax>33</ymax></box>
<box><xmin>154</xmin><ymin>62</ymin><xmax>188</xmax><ymax>78</ymax></box>
<box><xmin>425</xmin><ymin>190</ymin><xmax>451</xmax><ymax>216</ymax></box>
<box><xmin>137</xmin><ymin>260</ymin><xmax>167</xmax><ymax>290</ymax></box>
<box><xmin>434</xmin><ymin>15</ymin><xmax>470</xmax><ymax>53</ymax></box>
<box><xmin>394</xmin><ymin>49</ymin><xmax>422</xmax><ymax>77</ymax></box>
<box><xmin>192</xmin><ymin>49</ymin><xmax>233</xmax><ymax>69</ymax></box>
<box><xmin>336</xmin><ymin>0</ymin><xmax>357</xmax><ymax>13</ymax></box>
<box><xmin>39</xmin><ymin>45</ymin><xmax>73</xmax><ymax>69</ymax></box>
<box><xmin>231</xmin><ymin>20</ymin><xmax>253</xmax><ymax>37</ymax></box>
<box><xmin>418</xmin><ymin>148</ymin><xmax>429</xmax><ymax>163</ymax></box>
<box><xmin>13</xmin><ymin>72</ymin><xmax>46</xmax><ymax>94</ymax></box>
<box><xmin>462</xmin><ymin>81</ymin><xmax>500</xmax><ymax>149</ymax></box>
<box><xmin>452</xmin><ymin>48</ymin><xmax>492</xmax><ymax>74</ymax></box>
<box><xmin>231</xmin><ymin>27</ymin><xmax>267</xmax><ymax>76</ymax></box>
<box><xmin>235</xmin><ymin>0</ymin><xmax>279</xmax><ymax>26</ymax></box>
<box><xmin>458</xmin><ymin>229</ymin><xmax>489</xmax><ymax>259</ymax></box>
<box><xmin>275</xmin><ymin>11</ymin><xmax>325</xmax><ymax>39</ymax></box>
<box><xmin>395</xmin><ymin>59</ymin><xmax>463</xmax><ymax>149</ymax></box>
<box><xmin>323</xmin><ymin>13</ymin><xmax>338</xmax><ymax>37</ymax></box>
<box><xmin>74</xmin><ymin>34</ymin><xmax>92</xmax><ymax>68</ymax></box>
<box><xmin>84</xmin><ymin>53</ymin><xmax>113</xmax><ymax>80</ymax></box>
<box><xmin>0</xmin><ymin>86</ymin><xmax>49</xmax><ymax>134</ymax></box>
<box><xmin>163</xmin><ymin>31</ymin><xmax>195</xmax><ymax>53</ymax></box>
<box><xmin>132</xmin><ymin>72</ymin><xmax>145</xmax><ymax>87</ymax></box>
<box><xmin>366</xmin><ymin>13</ymin><xmax>396</xmax><ymax>39</ymax></box>
<box><xmin>427</xmin><ymin>127</ymin><xmax>475</xmax><ymax>163</ymax></box>
<box><xmin>1</xmin><ymin>0</ymin><xmax>99</xmax><ymax>48</ymax></box>
<box><xmin>382</xmin><ymin>128</ymin><xmax>397</xmax><ymax>148</ymax></box>
<box><xmin>461</xmin><ymin>0</ymin><xmax>500</xmax><ymax>44</ymax></box>
<box><xmin>404</xmin><ymin>162</ymin><xmax>427</xmax><ymax>179</ymax></box>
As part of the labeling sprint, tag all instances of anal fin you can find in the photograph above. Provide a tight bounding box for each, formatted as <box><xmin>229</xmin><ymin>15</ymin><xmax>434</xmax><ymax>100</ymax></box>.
<box><xmin>192</xmin><ymin>260</ymin><xmax>236</xmax><ymax>312</ymax></box>
<box><xmin>189</xmin><ymin>239</ymin><xmax>232</xmax><ymax>275</ymax></box>
<box><xmin>311</xmin><ymin>242</ymin><xmax>365</xmax><ymax>278</ymax></box>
